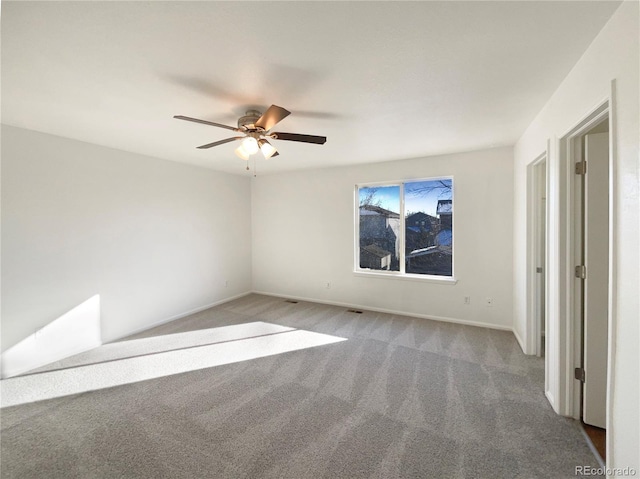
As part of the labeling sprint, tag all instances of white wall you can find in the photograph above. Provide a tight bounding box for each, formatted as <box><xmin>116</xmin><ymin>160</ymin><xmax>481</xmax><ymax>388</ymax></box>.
<box><xmin>513</xmin><ymin>1</ymin><xmax>638</xmax><ymax>471</ymax></box>
<box><xmin>1</xmin><ymin>125</ymin><xmax>252</xmax><ymax>351</ymax></box>
<box><xmin>252</xmin><ymin>147</ymin><xmax>514</xmax><ymax>329</ymax></box>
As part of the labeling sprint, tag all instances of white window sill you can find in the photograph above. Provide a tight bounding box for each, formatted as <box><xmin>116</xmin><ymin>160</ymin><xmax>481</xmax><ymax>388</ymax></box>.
<box><xmin>353</xmin><ymin>270</ymin><xmax>458</xmax><ymax>285</ymax></box>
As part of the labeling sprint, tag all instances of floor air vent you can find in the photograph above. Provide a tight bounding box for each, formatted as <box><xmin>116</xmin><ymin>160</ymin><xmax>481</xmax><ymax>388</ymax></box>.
<box><xmin>347</xmin><ymin>309</ymin><xmax>363</xmax><ymax>314</ymax></box>
<box><xmin>284</xmin><ymin>300</ymin><xmax>299</xmax><ymax>304</ymax></box>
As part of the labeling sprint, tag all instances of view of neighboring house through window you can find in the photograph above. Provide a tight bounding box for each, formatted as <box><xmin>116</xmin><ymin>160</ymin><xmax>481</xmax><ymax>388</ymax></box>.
<box><xmin>404</xmin><ymin>178</ymin><xmax>453</xmax><ymax>276</ymax></box>
<box><xmin>357</xmin><ymin>178</ymin><xmax>453</xmax><ymax>277</ymax></box>
<box><xmin>358</xmin><ymin>185</ymin><xmax>401</xmax><ymax>271</ymax></box>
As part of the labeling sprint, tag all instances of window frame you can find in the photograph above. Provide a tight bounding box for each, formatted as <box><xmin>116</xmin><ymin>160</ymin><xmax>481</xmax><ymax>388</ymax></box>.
<box><xmin>354</xmin><ymin>177</ymin><xmax>457</xmax><ymax>284</ymax></box>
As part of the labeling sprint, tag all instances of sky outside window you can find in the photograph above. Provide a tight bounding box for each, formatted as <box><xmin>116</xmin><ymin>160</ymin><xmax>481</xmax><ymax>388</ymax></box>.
<box><xmin>359</xmin><ymin>180</ymin><xmax>452</xmax><ymax>216</ymax></box>
<box><xmin>405</xmin><ymin>179</ymin><xmax>452</xmax><ymax>216</ymax></box>
<box><xmin>358</xmin><ymin>185</ymin><xmax>400</xmax><ymax>212</ymax></box>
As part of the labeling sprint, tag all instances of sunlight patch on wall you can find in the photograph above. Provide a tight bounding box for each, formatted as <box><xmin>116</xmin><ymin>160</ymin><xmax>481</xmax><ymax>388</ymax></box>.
<box><xmin>0</xmin><ymin>323</ymin><xmax>346</xmax><ymax>408</ymax></box>
<box><xmin>1</xmin><ymin>295</ymin><xmax>101</xmax><ymax>379</ymax></box>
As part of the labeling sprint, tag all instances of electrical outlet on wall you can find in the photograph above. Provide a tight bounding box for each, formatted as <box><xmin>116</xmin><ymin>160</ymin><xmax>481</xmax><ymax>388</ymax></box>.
<box><xmin>325</xmin><ymin>282</ymin><xmax>331</xmax><ymax>289</ymax></box>
<box><xmin>464</xmin><ymin>296</ymin><xmax>471</xmax><ymax>305</ymax></box>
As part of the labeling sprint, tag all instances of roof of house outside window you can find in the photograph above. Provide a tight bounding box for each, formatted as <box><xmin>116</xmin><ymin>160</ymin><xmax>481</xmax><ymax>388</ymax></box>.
<box><xmin>359</xmin><ymin>205</ymin><xmax>400</xmax><ymax>219</ymax></box>
<box><xmin>436</xmin><ymin>200</ymin><xmax>453</xmax><ymax>215</ymax></box>
<box><xmin>362</xmin><ymin>244</ymin><xmax>392</xmax><ymax>258</ymax></box>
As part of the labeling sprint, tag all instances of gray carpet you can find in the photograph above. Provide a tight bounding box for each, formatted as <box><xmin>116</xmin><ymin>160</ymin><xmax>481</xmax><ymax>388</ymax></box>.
<box><xmin>1</xmin><ymin>294</ymin><xmax>601</xmax><ymax>478</ymax></box>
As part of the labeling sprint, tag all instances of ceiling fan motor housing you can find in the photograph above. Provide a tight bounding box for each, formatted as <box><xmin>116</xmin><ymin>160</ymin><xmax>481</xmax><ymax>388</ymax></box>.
<box><xmin>238</xmin><ymin>110</ymin><xmax>263</xmax><ymax>131</ymax></box>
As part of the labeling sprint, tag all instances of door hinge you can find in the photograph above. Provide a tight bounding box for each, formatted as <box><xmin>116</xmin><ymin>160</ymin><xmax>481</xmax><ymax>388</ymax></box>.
<box><xmin>575</xmin><ymin>265</ymin><xmax>586</xmax><ymax>279</ymax></box>
<box><xmin>575</xmin><ymin>367</ymin><xmax>585</xmax><ymax>382</ymax></box>
<box><xmin>575</xmin><ymin>161</ymin><xmax>587</xmax><ymax>175</ymax></box>
<box><xmin>536</xmin><ymin>267</ymin><xmax>543</xmax><ymax>273</ymax></box>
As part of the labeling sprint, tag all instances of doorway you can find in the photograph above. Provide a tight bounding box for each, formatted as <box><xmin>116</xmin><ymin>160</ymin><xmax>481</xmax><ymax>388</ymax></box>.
<box><xmin>543</xmin><ymin>98</ymin><xmax>614</xmax><ymax>464</ymax></box>
<box><xmin>575</xmin><ymin>119</ymin><xmax>609</xmax><ymax>461</ymax></box>
<box><xmin>528</xmin><ymin>154</ymin><xmax>547</xmax><ymax>358</ymax></box>
<box><xmin>555</xmin><ymin>103</ymin><xmax>611</xmax><ymax>422</ymax></box>
<box><xmin>578</xmin><ymin>120</ymin><xmax>609</xmax><ymax>427</ymax></box>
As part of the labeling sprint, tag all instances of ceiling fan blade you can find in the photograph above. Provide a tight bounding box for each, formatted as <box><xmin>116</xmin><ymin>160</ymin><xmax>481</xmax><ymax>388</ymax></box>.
<box><xmin>174</xmin><ymin>115</ymin><xmax>241</xmax><ymax>132</ymax></box>
<box><xmin>271</xmin><ymin>132</ymin><xmax>327</xmax><ymax>145</ymax></box>
<box><xmin>196</xmin><ymin>137</ymin><xmax>244</xmax><ymax>149</ymax></box>
<box><xmin>255</xmin><ymin>105</ymin><xmax>291</xmax><ymax>131</ymax></box>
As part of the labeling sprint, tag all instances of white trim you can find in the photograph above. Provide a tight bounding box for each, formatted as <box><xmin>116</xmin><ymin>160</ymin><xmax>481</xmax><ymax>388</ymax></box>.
<box><xmin>604</xmin><ymin>79</ymin><xmax>617</xmax><ymax>468</ymax></box>
<box><xmin>400</xmin><ymin>182</ymin><xmax>406</xmax><ymax>271</ymax></box>
<box><xmin>525</xmin><ymin>151</ymin><xmax>548</xmax><ymax>356</ymax></box>
<box><xmin>558</xmin><ymin>98</ymin><xmax>611</xmax><ymax>140</ymax></box>
<box><xmin>551</xmin><ymin>93</ymin><xmax>614</xmax><ymax>444</ymax></box>
<box><xmin>253</xmin><ymin>290</ymin><xmax>513</xmax><ymax>332</ymax></box>
<box><xmin>353</xmin><ymin>185</ymin><xmax>360</xmax><ymax>273</ymax></box>
<box><xmin>353</xmin><ymin>271</ymin><xmax>458</xmax><ymax>285</ymax></box>
<box><xmin>567</xmin><ymin>100</ymin><xmax>610</xmax><ymax>420</ymax></box>
<box><xmin>513</xmin><ymin>328</ymin><xmax>526</xmax><ymax>354</ymax></box>
<box><xmin>525</xmin><ymin>157</ymin><xmax>535</xmax><ymax>355</ymax></box>
<box><xmin>545</xmin><ymin>390</ymin><xmax>558</xmax><ymax>414</ymax></box>
<box><xmin>108</xmin><ymin>292</ymin><xmax>253</xmax><ymax>343</ymax></box>
<box><xmin>544</xmin><ymin>97</ymin><xmax>612</xmax><ymax>418</ymax></box>
<box><xmin>543</xmin><ymin>138</ymin><xmax>551</xmax><ymax>397</ymax></box>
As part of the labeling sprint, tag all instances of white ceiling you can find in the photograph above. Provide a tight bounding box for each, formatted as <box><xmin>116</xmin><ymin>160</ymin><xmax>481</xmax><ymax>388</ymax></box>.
<box><xmin>2</xmin><ymin>1</ymin><xmax>620</xmax><ymax>175</ymax></box>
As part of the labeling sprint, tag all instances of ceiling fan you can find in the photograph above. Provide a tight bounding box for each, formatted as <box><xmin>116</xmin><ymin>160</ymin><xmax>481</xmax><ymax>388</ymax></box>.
<box><xmin>174</xmin><ymin>105</ymin><xmax>326</xmax><ymax>160</ymax></box>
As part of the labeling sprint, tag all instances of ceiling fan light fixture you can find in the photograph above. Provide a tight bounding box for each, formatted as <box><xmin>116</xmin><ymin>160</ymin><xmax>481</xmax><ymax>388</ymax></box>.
<box><xmin>174</xmin><ymin>104</ymin><xmax>326</xmax><ymax>161</ymax></box>
<box><xmin>242</xmin><ymin>136</ymin><xmax>259</xmax><ymax>155</ymax></box>
<box><xmin>258</xmin><ymin>139</ymin><xmax>277</xmax><ymax>159</ymax></box>
<box><xmin>234</xmin><ymin>144</ymin><xmax>250</xmax><ymax>160</ymax></box>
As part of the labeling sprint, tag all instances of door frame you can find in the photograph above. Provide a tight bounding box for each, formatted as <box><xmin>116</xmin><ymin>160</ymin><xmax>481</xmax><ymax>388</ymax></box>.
<box><xmin>526</xmin><ymin>150</ymin><xmax>549</xmax><ymax>361</ymax></box>
<box><xmin>554</xmin><ymin>88</ymin><xmax>617</xmax><ymax>461</ymax></box>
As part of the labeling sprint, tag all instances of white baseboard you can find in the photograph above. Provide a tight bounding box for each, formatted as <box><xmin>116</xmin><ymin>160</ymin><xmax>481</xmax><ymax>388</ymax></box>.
<box><xmin>513</xmin><ymin>328</ymin><xmax>527</xmax><ymax>353</ymax></box>
<box><xmin>109</xmin><ymin>291</ymin><xmax>252</xmax><ymax>343</ymax></box>
<box><xmin>252</xmin><ymin>290</ymin><xmax>514</xmax><ymax>332</ymax></box>
<box><xmin>545</xmin><ymin>389</ymin><xmax>558</xmax><ymax>413</ymax></box>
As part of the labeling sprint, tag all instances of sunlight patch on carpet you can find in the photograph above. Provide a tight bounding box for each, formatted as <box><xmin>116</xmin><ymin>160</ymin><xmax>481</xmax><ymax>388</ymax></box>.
<box><xmin>0</xmin><ymin>323</ymin><xmax>346</xmax><ymax>408</ymax></box>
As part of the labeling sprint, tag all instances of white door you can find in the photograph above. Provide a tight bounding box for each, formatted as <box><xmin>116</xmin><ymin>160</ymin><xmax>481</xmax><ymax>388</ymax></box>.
<box><xmin>538</xmin><ymin>192</ymin><xmax>546</xmax><ymax>357</ymax></box>
<box><xmin>582</xmin><ymin>132</ymin><xmax>609</xmax><ymax>429</ymax></box>
<box><xmin>535</xmin><ymin>161</ymin><xmax>546</xmax><ymax>357</ymax></box>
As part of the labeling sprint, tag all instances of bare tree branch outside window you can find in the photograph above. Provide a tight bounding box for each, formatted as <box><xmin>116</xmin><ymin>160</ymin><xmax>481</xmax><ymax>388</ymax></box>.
<box><xmin>357</xmin><ymin>178</ymin><xmax>453</xmax><ymax>277</ymax></box>
<box><xmin>406</xmin><ymin>180</ymin><xmax>451</xmax><ymax>199</ymax></box>
<box><xmin>359</xmin><ymin>187</ymin><xmax>382</xmax><ymax>207</ymax></box>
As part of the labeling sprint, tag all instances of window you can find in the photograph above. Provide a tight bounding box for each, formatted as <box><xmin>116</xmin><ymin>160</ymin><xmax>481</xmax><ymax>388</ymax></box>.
<box><xmin>356</xmin><ymin>178</ymin><xmax>453</xmax><ymax>278</ymax></box>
